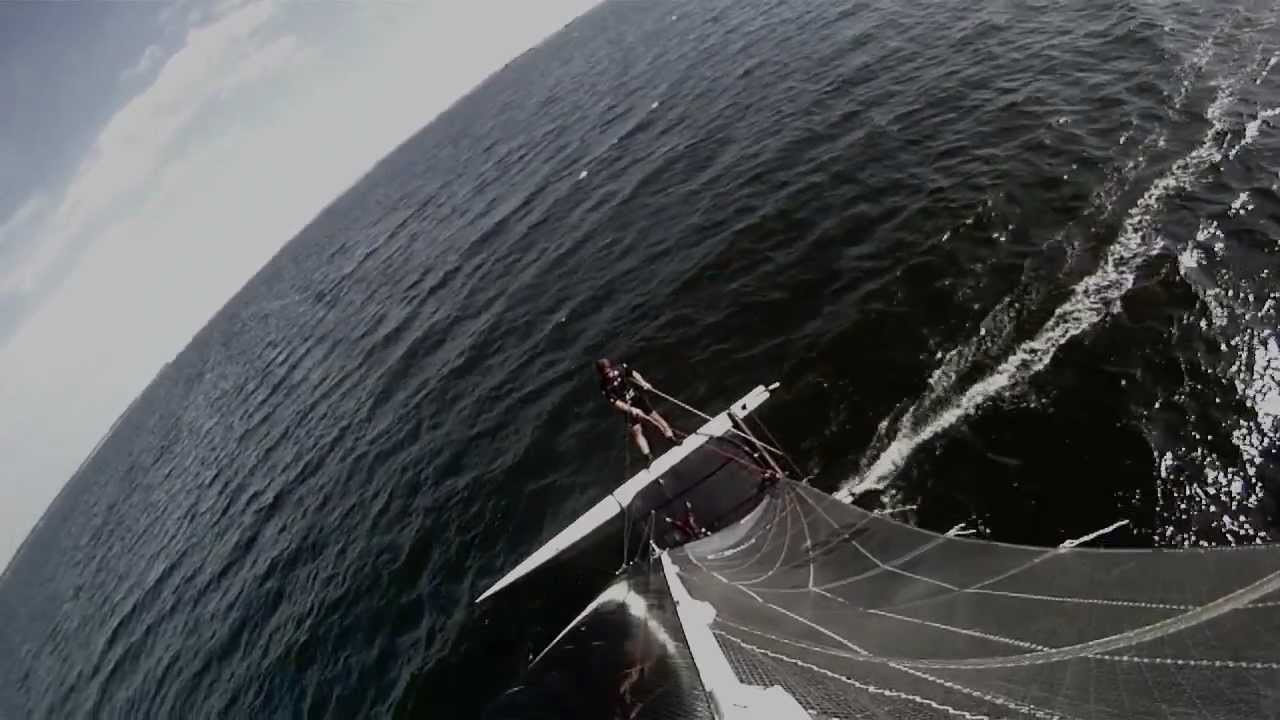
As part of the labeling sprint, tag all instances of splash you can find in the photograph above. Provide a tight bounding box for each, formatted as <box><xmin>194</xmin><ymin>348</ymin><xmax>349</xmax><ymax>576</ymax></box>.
<box><xmin>1229</xmin><ymin>191</ymin><xmax>1253</xmax><ymax>217</ymax></box>
<box><xmin>1172</xmin><ymin>29</ymin><xmax>1223</xmax><ymax>107</ymax></box>
<box><xmin>1157</xmin><ymin>218</ymin><xmax>1280</xmax><ymax>545</ymax></box>
<box><xmin>839</xmin><ymin>86</ymin><xmax>1240</xmax><ymax>500</ymax></box>
<box><xmin>1230</xmin><ymin>107</ymin><xmax>1280</xmax><ymax>159</ymax></box>
<box><xmin>1258</xmin><ymin>54</ymin><xmax>1278</xmax><ymax>85</ymax></box>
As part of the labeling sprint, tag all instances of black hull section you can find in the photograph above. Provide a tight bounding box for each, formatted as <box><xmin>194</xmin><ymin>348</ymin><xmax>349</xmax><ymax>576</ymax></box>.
<box><xmin>483</xmin><ymin>564</ymin><xmax>713</xmax><ymax>720</ymax></box>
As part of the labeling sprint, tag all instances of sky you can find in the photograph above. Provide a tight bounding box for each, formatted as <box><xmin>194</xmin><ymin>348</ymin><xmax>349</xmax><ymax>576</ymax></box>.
<box><xmin>0</xmin><ymin>0</ymin><xmax>599</xmax><ymax>573</ymax></box>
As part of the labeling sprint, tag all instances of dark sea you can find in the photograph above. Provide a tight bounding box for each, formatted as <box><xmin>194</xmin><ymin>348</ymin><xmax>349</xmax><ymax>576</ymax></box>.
<box><xmin>3</xmin><ymin>0</ymin><xmax>1280</xmax><ymax>716</ymax></box>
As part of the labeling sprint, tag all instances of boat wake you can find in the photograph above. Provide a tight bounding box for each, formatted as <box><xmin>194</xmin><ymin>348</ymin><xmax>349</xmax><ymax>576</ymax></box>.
<box><xmin>839</xmin><ymin>57</ymin><xmax>1271</xmax><ymax>501</ymax></box>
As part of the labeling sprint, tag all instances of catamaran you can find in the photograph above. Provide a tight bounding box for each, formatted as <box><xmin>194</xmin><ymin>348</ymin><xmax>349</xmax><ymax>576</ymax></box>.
<box><xmin>478</xmin><ymin>384</ymin><xmax>1280</xmax><ymax>719</ymax></box>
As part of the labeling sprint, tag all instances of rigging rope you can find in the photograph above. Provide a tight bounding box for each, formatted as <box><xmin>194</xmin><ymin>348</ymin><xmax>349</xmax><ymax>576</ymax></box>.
<box><xmin>670</xmin><ymin>427</ymin><xmax>773</xmax><ymax>475</ymax></box>
<box><xmin>1059</xmin><ymin>519</ymin><xmax>1130</xmax><ymax>548</ymax></box>
<box><xmin>644</xmin><ymin>384</ymin><xmax>791</xmax><ymax>458</ymax></box>
<box><xmin>611</xmin><ymin>378</ymin><xmax>795</xmax><ymax>571</ymax></box>
<box><xmin>750</xmin><ymin>413</ymin><xmax>808</xmax><ymax>481</ymax></box>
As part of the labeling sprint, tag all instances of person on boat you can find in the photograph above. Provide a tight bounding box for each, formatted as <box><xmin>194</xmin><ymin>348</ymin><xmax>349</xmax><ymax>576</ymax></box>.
<box><xmin>595</xmin><ymin>358</ymin><xmax>675</xmax><ymax>459</ymax></box>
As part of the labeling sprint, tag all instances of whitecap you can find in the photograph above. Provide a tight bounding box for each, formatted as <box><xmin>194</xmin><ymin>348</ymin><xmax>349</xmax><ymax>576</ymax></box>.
<box><xmin>1258</xmin><ymin>54</ymin><xmax>1278</xmax><ymax>85</ymax></box>
<box><xmin>1229</xmin><ymin>191</ymin><xmax>1252</xmax><ymax>217</ymax></box>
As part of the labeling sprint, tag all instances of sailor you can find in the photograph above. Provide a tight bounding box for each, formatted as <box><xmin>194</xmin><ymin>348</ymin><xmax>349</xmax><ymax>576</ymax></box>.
<box><xmin>595</xmin><ymin>358</ymin><xmax>674</xmax><ymax>460</ymax></box>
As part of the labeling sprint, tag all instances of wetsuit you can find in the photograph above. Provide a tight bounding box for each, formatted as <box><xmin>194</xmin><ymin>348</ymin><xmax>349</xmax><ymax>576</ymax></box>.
<box><xmin>599</xmin><ymin>363</ymin><xmax>653</xmax><ymax>415</ymax></box>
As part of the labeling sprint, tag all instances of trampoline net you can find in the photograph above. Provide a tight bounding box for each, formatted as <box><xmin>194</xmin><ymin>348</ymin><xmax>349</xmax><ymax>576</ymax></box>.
<box><xmin>667</xmin><ymin>480</ymin><xmax>1280</xmax><ymax>719</ymax></box>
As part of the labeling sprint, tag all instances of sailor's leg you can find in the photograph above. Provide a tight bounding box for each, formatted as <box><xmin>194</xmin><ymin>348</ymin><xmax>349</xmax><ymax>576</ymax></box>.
<box><xmin>648</xmin><ymin>410</ymin><xmax>675</xmax><ymax>439</ymax></box>
<box><xmin>631</xmin><ymin>422</ymin><xmax>652</xmax><ymax>459</ymax></box>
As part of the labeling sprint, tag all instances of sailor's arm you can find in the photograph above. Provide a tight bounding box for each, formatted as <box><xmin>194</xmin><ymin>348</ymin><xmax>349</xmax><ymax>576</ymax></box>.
<box><xmin>610</xmin><ymin>398</ymin><xmax>645</xmax><ymax>418</ymax></box>
<box><xmin>628</xmin><ymin>370</ymin><xmax>653</xmax><ymax>390</ymax></box>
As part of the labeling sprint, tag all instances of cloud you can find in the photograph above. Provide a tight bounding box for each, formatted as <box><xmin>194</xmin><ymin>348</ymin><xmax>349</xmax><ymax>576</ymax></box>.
<box><xmin>121</xmin><ymin>44</ymin><xmax>165</xmax><ymax>82</ymax></box>
<box><xmin>0</xmin><ymin>194</ymin><xmax>48</xmax><ymax>252</ymax></box>
<box><xmin>0</xmin><ymin>0</ymin><xmax>601</xmax><ymax>579</ymax></box>
<box><xmin>216</xmin><ymin>34</ymin><xmax>306</xmax><ymax>98</ymax></box>
<box><xmin>0</xmin><ymin>196</ymin><xmax>52</xmax><ymax>310</ymax></box>
<box><xmin>0</xmin><ymin>0</ymin><xmax>289</xmax><ymax>308</ymax></box>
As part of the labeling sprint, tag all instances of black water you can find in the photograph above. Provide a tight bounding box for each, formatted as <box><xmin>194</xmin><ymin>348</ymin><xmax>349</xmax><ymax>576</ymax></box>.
<box><xmin>3</xmin><ymin>0</ymin><xmax>1280</xmax><ymax>716</ymax></box>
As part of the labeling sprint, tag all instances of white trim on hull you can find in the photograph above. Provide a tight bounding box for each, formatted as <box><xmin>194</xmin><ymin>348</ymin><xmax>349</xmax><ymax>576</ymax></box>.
<box><xmin>474</xmin><ymin>384</ymin><xmax>777</xmax><ymax>604</ymax></box>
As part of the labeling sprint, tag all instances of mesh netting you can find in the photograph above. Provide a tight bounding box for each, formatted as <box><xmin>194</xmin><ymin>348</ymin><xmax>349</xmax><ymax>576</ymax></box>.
<box><xmin>670</xmin><ymin>480</ymin><xmax>1280</xmax><ymax>719</ymax></box>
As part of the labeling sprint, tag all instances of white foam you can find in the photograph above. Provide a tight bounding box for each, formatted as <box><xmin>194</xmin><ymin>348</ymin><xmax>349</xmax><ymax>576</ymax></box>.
<box><xmin>1178</xmin><ymin>243</ymin><xmax>1202</xmax><ymax>272</ymax></box>
<box><xmin>1254</xmin><ymin>335</ymin><xmax>1280</xmax><ymax>418</ymax></box>
<box><xmin>577</xmin><ymin>169</ymin><xmax>589</xmax><ymax>180</ymax></box>
<box><xmin>1230</xmin><ymin>107</ymin><xmax>1280</xmax><ymax>159</ymax></box>
<box><xmin>1158</xmin><ymin>218</ymin><xmax>1279</xmax><ymax>545</ymax></box>
<box><xmin>1173</xmin><ymin>32</ymin><xmax>1219</xmax><ymax>107</ymax></box>
<box><xmin>1229</xmin><ymin>191</ymin><xmax>1253</xmax><ymax>217</ymax></box>
<box><xmin>1258</xmin><ymin>54</ymin><xmax>1278</xmax><ymax>85</ymax></box>
<box><xmin>838</xmin><ymin>86</ymin><xmax>1239</xmax><ymax>500</ymax></box>
<box><xmin>1098</xmin><ymin>31</ymin><xmax>1212</xmax><ymax>218</ymax></box>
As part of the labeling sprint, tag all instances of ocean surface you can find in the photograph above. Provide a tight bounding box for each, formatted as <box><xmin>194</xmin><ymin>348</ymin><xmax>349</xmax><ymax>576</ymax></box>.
<box><xmin>3</xmin><ymin>0</ymin><xmax>1280</xmax><ymax>716</ymax></box>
